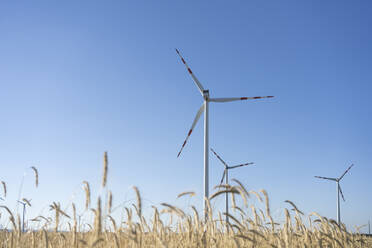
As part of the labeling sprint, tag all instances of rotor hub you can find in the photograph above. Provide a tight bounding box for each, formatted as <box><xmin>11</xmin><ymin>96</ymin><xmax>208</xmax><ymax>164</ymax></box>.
<box><xmin>203</xmin><ymin>90</ymin><xmax>210</xmax><ymax>101</ymax></box>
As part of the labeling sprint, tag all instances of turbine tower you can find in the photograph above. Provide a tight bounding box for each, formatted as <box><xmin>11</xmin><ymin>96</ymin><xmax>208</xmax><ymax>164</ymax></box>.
<box><xmin>314</xmin><ymin>164</ymin><xmax>354</xmax><ymax>225</ymax></box>
<box><xmin>175</xmin><ymin>49</ymin><xmax>274</xmax><ymax>219</ymax></box>
<box><xmin>17</xmin><ymin>198</ymin><xmax>31</xmax><ymax>232</ymax></box>
<box><xmin>211</xmin><ymin>148</ymin><xmax>254</xmax><ymax>225</ymax></box>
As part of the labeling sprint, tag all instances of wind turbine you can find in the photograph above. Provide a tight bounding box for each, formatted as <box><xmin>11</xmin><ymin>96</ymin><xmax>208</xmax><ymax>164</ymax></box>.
<box><xmin>210</xmin><ymin>148</ymin><xmax>254</xmax><ymax>225</ymax></box>
<box><xmin>17</xmin><ymin>198</ymin><xmax>31</xmax><ymax>232</ymax></box>
<box><xmin>175</xmin><ymin>49</ymin><xmax>274</xmax><ymax>219</ymax></box>
<box><xmin>314</xmin><ymin>164</ymin><xmax>354</xmax><ymax>225</ymax></box>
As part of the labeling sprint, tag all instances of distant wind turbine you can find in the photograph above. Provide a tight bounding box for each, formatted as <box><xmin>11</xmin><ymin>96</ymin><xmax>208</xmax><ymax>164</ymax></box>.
<box><xmin>211</xmin><ymin>148</ymin><xmax>254</xmax><ymax>225</ymax></box>
<box><xmin>175</xmin><ymin>49</ymin><xmax>274</xmax><ymax>219</ymax></box>
<box><xmin>314</xmin><ymin>164</ymin><xmax>354</xmax><ymax>225</ymax></box>
<box><xmin>17</xmin><ymin>198</ymin><xmax>31</xmax><ymax>232</ymax></box>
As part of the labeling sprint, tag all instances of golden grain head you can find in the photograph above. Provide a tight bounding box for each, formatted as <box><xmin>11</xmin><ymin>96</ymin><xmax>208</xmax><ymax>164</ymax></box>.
<box><xmin>260</xmin><ymin>189</ymin><xmax>270</xmax><ymax>217</ymax></box>
<box><xmin>82</xmin><ymin>181</ymin><xmax>91</xmax><ymax>210</ymax></box>
<box><xmin>94</xmin><ymin>197</ymin><xmax>102</xmax><ymax>237</ymax></box>
<box><xmin>132</xmin><ymin>186</ymin><xmax>142</xmax><ymax>217</ymax></box>
<box><xmin>102</xmin><ymin>151</ymin><xmax>108</xmax><ymax>188</ymax></box>
<box><xmin>177</xmin><ymin>191</ymin><xmax>196</xmax><ymax>198</ymax></box>
<box><xmin>1</xmin><ymin>181</ymin><xmax>6</xmax><ymax>198</ymax></box>
<box><xmin>285</xmin><ymin>200</ymin><xmax>304</xmax><ymax>215</ymax></box>
<box><xmin>31</xmin><ymin>166</ymin><xmax>39</xmax><ymax>187</ymax></box>
<box><xmin>108</xmin><ymin>190</ymin><xmax>113</xmax><ymax>213</ymax></box>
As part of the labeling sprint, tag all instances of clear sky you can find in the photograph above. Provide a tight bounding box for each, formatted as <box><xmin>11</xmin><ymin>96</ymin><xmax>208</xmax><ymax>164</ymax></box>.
<box><xmin>0</xmin><ymin>1</ymin><xmax>371</xmax><ymax>230</ymax></box>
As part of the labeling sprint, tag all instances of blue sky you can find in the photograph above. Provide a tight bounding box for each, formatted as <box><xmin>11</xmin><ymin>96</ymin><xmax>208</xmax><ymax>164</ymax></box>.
<box><xmin>0</xmin><ymin>1</ymin><xmax>371</xmax><ymax>230</ymax></box>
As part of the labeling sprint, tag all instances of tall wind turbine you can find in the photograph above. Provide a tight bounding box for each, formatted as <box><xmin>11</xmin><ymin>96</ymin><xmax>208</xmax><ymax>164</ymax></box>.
<box><xmin>175</xmin><ymin>49</ymin><xmax>274</xmax><ymax>218</ymax></box>
<box><xmin>211</xmin><ymin>148</ymin><xmax>254</xmax><ymax>225</ymax></box>
<box><xmin>314</xmin><ymin>164</ymin><xmax>354</xmax><ymax>225</ymax></box>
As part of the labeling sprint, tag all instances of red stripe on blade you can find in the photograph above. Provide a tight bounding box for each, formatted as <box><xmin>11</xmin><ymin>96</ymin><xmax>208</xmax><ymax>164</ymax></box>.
<box><xmin>181</xmin><ymin>58</ymin><xmax>186</xmax><ymax>64</ymax></box>
<box><xmin>240</xmin><ymin>97</ymin><xmax>248</xmax><ymax>100</ymax></box>
<box><xmin>188</xmin><ymin>129</ymin><xmax>193</xmax><ymax>136</ymax></box>
<box><xmin>187</xmin><ymin>68</ymin><xmax>193</xmax><ymax>74</ymax></box>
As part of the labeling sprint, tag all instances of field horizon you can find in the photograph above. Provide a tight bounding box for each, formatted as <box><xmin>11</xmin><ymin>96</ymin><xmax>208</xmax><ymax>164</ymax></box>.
<box><xmin>0</xmin><ymin>153</ymin><xmax>370</xmax><ymax>247</ymax></box>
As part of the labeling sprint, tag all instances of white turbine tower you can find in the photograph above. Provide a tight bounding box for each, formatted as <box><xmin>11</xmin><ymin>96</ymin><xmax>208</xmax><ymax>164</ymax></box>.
<box><xmin>210</xmin><ymin>148</ymin><xmax>254</xmax><ymax>225</ymax></box>
<box><xmin>175</xmin><ymin>49</ymin><xmax>274</xmax><ymax>219</ymax></box>
<box><xmin>17</xmin><ymin>198</ymin><xmax>31</xmax><ymax>232</ymax></box>
<box><xmin>314</xmin><ymin>164</ymin><xmax>354</xmax><ymax>225</ymax></box>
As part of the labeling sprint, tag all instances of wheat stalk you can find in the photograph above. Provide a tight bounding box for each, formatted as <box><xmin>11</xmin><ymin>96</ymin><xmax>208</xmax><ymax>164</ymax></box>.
<box><xmin>102</xmin><ymin>151</ymin><xmax>108</xmax><ymax>188</ymax></box>
<box><xmin>82</xmin><ymin>181</ymin><xmax>91</xmax><ymax>210</ymax></box>
<box><xmin>177</xmin><ymin>191</ymin><xmax>196</xmax><ymax>198</ymax></box>
<box><xmin>91</xmin><ymin>238</ymin><xmax>104</xmax><ymax>247</ymax></box>
<box><xmin>108</xmin><ymin>190</ymin><xmax>113</xmax><ymax>214</ymax></box>
<box><xmin>209</xmin><ymin>188</ymin><xmax>240</xmax><ymax>200</ymax></box>
<box><xmin>285</xmin><ymin>200</ymin><xmax>304</xmax><ymax>215</ymax></box>
<box><xmin>94</xmin><ymin>197</ymin><xmax>102</xmax><ymax>238</ymax></box>
<box><xmin>0</xmin><ymin>205</ymin><xmax>16</xmax><ymax>230</ymax></box>
<box><xmin>1</xmin><ymin>181</ymin><xmax>6</xmax><ymax>198</ymax></box>
<box><xmin>133</xmin><ymin>186</ymin><xmax>142</xmax><ymax>217</ymax></box>
<box><xmin>31</xmin><ymin>166</ymin><xmax>39</xmax><ymax>187</ymax></box>
<box><xmin>260</xmin><ymin>189</ymin><xmax>270</xmax><ymax>218</ymax></box>
<box><xmin>43</xmin><ymin>229</ymin><xmax>49</xmax><ymax>248</ymax></box>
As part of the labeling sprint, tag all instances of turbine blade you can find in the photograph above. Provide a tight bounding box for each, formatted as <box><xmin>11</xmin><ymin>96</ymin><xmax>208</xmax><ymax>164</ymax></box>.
<box><xmin>177</xmin><ymin>103</ymin><xmax>205</xmax><ymax>157</ymax></box>
<box><xmin>229</xmin><ymin>162</ymin><xmax>254</xmax><ymax>169</ymax></box>
<box><xmin>210</xmin><ymin>148</ymin><xmax>228</xmax><ymax>168</ymax></box>
<box><xmin>175</xmin><ymin>49</ymin><xmax>205</xmax><ymax>96</ymax></box>
<box><xmin>209</xmin><ymin>96</ymin><xmax>274</xmax><ymax>103</ymax></box>
<box><xmin>339</xmin><ymin>164</ymin><xmax>354</xmax><ymax>180</ymax></box>
<box><xmin>339</xmin><ymin>185</ymin><xmax>346</xmax><ymax>201</ymax></box>
<box><xmin>314</xmin><ymin>176</ymin><xmax>337</xmax><ymax>181</ymax></box>
<box><xmin>220</xmin><ymin>170</ymin><xmax>226</xmax><ymax>185</ymax></box>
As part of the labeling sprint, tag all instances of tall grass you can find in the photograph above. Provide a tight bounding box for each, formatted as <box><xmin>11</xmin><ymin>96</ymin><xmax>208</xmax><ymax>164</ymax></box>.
<box><xmin>0</xmin><ymin>153</ymin><xmax>370</xmax><ymax>247</ymax></box>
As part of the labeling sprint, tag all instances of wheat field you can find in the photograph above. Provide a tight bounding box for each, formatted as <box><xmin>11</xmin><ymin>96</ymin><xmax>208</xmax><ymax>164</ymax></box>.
<box><xmin>0</xmin><ymin>153</ymin><xmax>370</xmax><ymax>247</ymax></box>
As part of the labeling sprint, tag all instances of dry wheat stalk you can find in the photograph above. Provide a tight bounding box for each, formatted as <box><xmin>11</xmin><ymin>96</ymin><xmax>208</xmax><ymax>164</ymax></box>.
<box><xmin>285</xmin><ymin>200</ymin><xmax>304</xmax><ymax>215</ymax></box>
<box><xmin>209</xmin><ymin>188</ymin><xmax>240</xmax><ymax>200</ymax></box>
<box><xmin>82</xmin><ymin>181</ymin><xmax>91</xmax><ymax>210</ymax></box>
<box><xmin>43</xmin><ymin>229</ymin><xmax>49</xmax><ymax>248</ymax></box>
<box><xmin>1</xmin><ymin>181</ymin><xmax>6</xmax><ymax>198</ymax></box>
<box><xmin>94</xmin><ymin>197</ymin><xmax>102</xmax><ymax>237</ymax></box>
<box><xmin>177</xmin><ymin>191</ymin><xmax>196</xmax><ymax>198</ymax></box>
<box><xmin>91</xmin><ymin>238</ymin><xmax>104</xmax><ymax>247</ymax></box>
<box><xmin>0</xmin><ymin>205</ymin><xmax>16</xmax><ymax>230</ymax></box>
<box><xmin>107</xmin><ymin>215</ymin><xmax>117</xmax><ymax>232</ymax></box>
<box><xmin>108</xmin><ymin>190</ymin><xmax>113</xmax><ymax>214</ymax></box>
<box><xmin>31</xmin><ymin>166</ymin><xmax>38</xmax><ymax>187</ymax></box>
<box><xmin>161</xmin><ymin>203</ymin><xmax>186</xmax><ymax>219</ymax></box>
<box><xmin>114</xmin><ymin>233</ymin><xmax>121</xmax><ymax>248</ymax></box>
<box><xmin>133</xmin><ymin>186</ymin><xmax>142</xmax><ymax>217</ymax></box>
<box><xmin>102</xmin><ymin>151</ymin><xmax>108</xmax><ymax>188</ymax></box>
<box><xmin>261</xmin><ymin>189</ymin><xmax>270</xmax><ymax>218</ymax></box>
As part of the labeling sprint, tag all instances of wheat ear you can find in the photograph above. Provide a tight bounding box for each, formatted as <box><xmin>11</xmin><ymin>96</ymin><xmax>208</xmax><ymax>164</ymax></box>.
<box><xmin>31</xmin><ymin>166</ymin><xmax>38</xmax><ymax>187</ymax></box>
<box><xmin>1</xmin><ymin>181</ymin><xmax>6</xmax><ymax>198</ymax></box>
<box><xmin>102</xmin><ymin>151</ymin><xmax>108</xmax><ymax>188</ymax></box>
